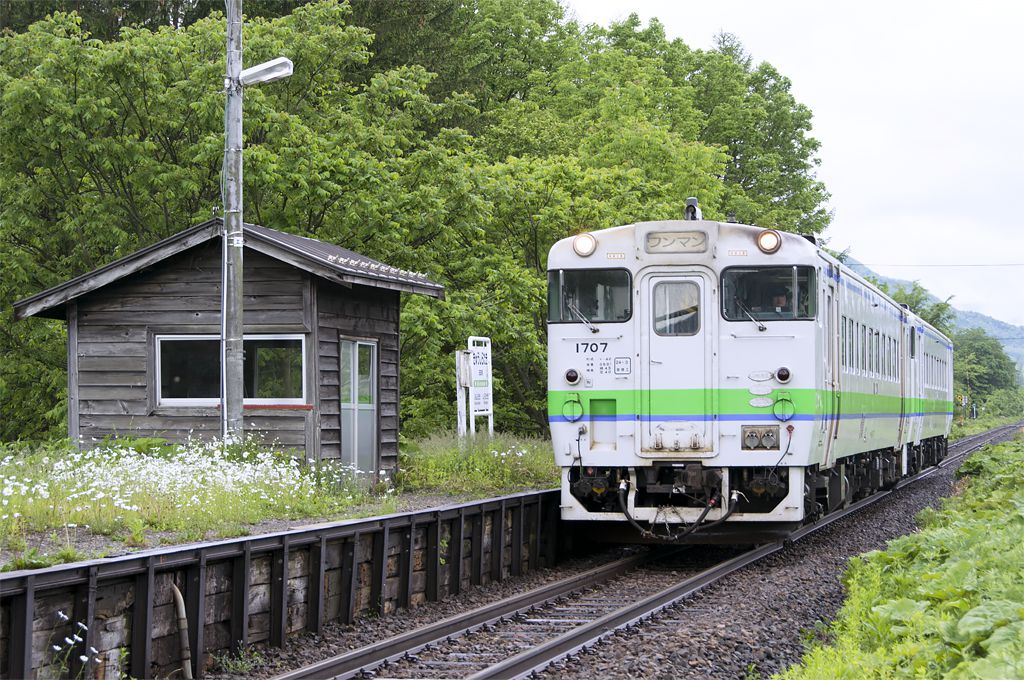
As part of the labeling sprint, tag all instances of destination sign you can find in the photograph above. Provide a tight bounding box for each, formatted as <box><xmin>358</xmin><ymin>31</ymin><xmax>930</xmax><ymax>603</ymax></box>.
<box><xmin>645</xmin><ymin>231</ymin><xmax>708</xmax><ymax>254</ymax></box>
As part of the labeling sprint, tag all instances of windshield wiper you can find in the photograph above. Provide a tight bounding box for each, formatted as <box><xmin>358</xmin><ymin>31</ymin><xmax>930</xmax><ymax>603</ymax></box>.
<box><xmin>734</xmin><ymin>296</ymin><xmax>766</xmax><ymax>332</ymax></box>
<box><xmin>564</xmin><ymin>297</ymin><xmax>599</xmax><ymax>333</ymax></box>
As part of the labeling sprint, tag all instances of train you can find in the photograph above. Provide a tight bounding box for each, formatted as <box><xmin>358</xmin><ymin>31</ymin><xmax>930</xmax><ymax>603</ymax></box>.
<box><xmin>546</xmin><ymin>199</ymin><xmax>954</xmax><ymax>543</ymax></box>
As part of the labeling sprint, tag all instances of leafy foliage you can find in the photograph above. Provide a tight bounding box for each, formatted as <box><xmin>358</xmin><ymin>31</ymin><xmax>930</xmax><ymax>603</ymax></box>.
<box><xmin>1</xmin><ymin>2</ymin><xmax>832</xmax><ymax>441</ymax></box>
<box><xmin>780</xmin><ymin>439</ymin><xmax>1024</xmax><ymax>679</ymax></box>
<box><xmin>953</xmin><ymin>328</ymin><xmax>1020</xmax><ymax>403</ymax></box>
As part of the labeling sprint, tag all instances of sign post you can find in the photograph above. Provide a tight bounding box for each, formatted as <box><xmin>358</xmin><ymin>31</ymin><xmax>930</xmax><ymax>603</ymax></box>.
<box><xmin>456</xmin><ymin>337</ymin><xmax>493</xmax><ymax>437</ymax></box>
<box><xmin>455</xmin><ymin>349</ymin><xmax>469</xmax><ymax>438</ymax></box>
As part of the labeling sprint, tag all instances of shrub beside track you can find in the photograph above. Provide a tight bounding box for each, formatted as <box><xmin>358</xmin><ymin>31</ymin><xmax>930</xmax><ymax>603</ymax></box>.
<box><xmin>780</xmin><ymin>431</ymin><xmax>1024</xmax><ymax>679</ymax></box>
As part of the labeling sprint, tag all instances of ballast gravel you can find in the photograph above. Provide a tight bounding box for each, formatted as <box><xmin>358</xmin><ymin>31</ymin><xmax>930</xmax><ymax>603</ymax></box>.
<box><xmin>210</xmin><ymin>460</ymin><xmax>967</xmax><ymax>680</ymax></box>
<box><xmin>541</xmin><ymin>463</ymin><xmax>963</xmax><ymax>680</ymax></box>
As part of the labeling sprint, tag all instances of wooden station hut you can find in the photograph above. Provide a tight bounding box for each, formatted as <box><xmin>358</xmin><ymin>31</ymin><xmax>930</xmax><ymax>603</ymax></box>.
<box><xmin>13</xmin><ymin>219</ymin><xmax>444</xmax><ymax>475</ymax></box>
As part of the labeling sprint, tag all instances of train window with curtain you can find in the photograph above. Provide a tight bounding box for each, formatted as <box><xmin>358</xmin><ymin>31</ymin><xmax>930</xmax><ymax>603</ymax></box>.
<box><xmin>548</xmin><ymin>269</ymin><xmax>631</xmax><ymax>323</ymax></box>
<box><xmin>720</xmin><ymin>266</ymin><xmax>816</xmax><ymax>321</ymax></box>
<box><xmin>652</xmin><ymin>281</ymin><xmax>700</xmax><ymax>336</ymax></box>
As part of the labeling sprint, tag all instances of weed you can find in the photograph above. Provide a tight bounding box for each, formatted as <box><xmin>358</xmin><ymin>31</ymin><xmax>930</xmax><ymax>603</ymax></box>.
<box><xmin>214</xmin><ymin>523</ymin><xmax>251</xmax><ymax>539</ymax></box>
<box><xmin>396</xmin><ymin>432</ymin><xmax>557</xmax><ymax>495</ymax></box>
<box><xmin>2</xmin><ymin>547</ymin><xmax>55</xmax><ymax>571</ymax></box>
<box><xmin>780</xmin><ymin>437</ymin><xmax>1024</xmax><ymax>678</ymax></box>
<box><xmin>212</xmin><ymin>643</ymin><xmax>266</xmax><ymax>675</ymax></box>
<box><xmin>122</xmin><ymin>517</ymin><xmax>148</xmax><ymax>547</ymax></box>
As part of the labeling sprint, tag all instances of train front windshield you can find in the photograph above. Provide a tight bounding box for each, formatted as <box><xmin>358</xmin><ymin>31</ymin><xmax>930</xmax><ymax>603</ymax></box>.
<box><xmin>547</xmin><ymin>269</ymin><xmax>631</xmax><ymax>323</ymax></box>
<box><xmin>721</xmin><ymin>266</ymin><xmax>816</xmax><ymax>321</ymax></box>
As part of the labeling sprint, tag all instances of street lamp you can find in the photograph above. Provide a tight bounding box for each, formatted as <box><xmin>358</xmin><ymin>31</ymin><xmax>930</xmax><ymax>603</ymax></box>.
<box><xmin>221</xmin><ymin>0</ymin><xmax>293</xmax><ymax>444</ymax></box>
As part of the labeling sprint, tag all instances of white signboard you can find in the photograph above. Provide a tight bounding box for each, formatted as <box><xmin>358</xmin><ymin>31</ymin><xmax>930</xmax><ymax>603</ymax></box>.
<box><xmin>456</xmin><ymin>336</ymin><xmax>493</xmax><ymax>437</ymax></box>
<box><xmin>468</xmin><ymin>336</ymin><xmax>493</xmax><ymax>416</ymax></box>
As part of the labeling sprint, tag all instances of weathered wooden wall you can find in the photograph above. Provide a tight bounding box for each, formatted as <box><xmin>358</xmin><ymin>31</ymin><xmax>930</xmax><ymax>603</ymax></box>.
<box><xmin>67</xmin><ymin>240</ymin><xmax>403</xmax><ymax>472</ymax></box>
<box><xmin>74</xmin><ymin>242</ymin><xmax>311</xmax><ymax>454</ymax></box>
<box><xmin>316</xmin><ymin>280</ymin><xmax>400</xmax><ymax>470</ymax></box>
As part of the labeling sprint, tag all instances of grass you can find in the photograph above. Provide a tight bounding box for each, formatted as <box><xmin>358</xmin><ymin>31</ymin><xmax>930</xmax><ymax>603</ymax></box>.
<box><xmin>395</xmin><ymin>432</ymin><xmax>559</xmax><ymax>495</ymax></box>
<box><xmin>777</xmin><ymin>435</ymin><xmax>1024</xmax><ymax>679</ymax></box>
<box><xmin>0</xmin><ymin>436</ymin><xmax>384</xmax><ymax>560</ymax></box>
<box><xmin>1</xmin><ymin>432</ymin><xmax>557</xmax><ymax>569</ymax></box>
<box><xmin>951</xmin><ymin>413</ymin><xmax>1023</xmax><ymax>440</ymax></box>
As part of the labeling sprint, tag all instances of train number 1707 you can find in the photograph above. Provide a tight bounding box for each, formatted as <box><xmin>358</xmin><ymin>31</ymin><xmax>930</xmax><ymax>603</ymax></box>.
<box><xmin>576</xmin><ymin>342</ymin><xmax>608</xmax><ymax>353</ymax></box>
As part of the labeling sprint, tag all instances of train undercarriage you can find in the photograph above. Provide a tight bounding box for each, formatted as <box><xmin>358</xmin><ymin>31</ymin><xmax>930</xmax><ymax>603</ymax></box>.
<box><xmin>566</xmin><ymin>436</ymin><xmax>949</xmax><ymax>544</ymax></box>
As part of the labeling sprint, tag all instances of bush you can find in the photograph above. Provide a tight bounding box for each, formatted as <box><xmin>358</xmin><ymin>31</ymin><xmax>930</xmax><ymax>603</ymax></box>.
<box><xmin>778</xmin><ymin>438</ymin><xmax>1024</xmax><ymax>679</ymax></box>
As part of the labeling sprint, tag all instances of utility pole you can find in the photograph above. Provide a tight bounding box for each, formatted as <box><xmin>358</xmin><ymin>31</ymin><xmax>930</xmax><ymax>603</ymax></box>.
<box><xmin>221</xmin><ymin>0</ymin><xmax>245</xmax><ymax>442</ymax></box>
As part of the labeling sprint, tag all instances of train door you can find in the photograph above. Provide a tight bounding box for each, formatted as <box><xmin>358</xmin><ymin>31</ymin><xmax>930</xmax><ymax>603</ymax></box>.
<box><xmin>908</xmin><ymin>327</ymin><xmax>922</xmax><ymax>443</ymax></box>
<box><xmin>822</xmin><ymin>277</ymin><xmax>839</xmax><ymax>467</ymax></box>
<box><xmin>897</xmin><ymin>317</ymin><xmax>908</xmax><ymax>447</ymax></box>
<box><xmin>640</xmin><ymin>273</ymin><xmax>711</xmax><ymax>453</ymax></box>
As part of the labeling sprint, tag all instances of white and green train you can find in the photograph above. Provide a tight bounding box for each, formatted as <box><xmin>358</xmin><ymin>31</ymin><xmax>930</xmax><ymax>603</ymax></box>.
<box><xmin>547</xmin><ymin>200</ymin><xmax>953</xmax><ymax>542</ymax></box>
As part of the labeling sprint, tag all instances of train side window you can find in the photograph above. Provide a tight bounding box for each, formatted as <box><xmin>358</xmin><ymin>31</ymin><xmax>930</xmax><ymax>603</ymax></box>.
<box><xmin>840</xmin><ymin>316</ymin><xmax>846</xmax><ymax>368</ymax></box>
<box><xmin>875</xmin><ymin>331</ymin><xmax>881</xmax><ymax>377</ymax></box>
<box><xmin>869</xmin><ymin>328</ymin><xmax>875</xmax><ymax>376</ymax></box>
<box><xmin>848</xmin><ymin>319</ymin><xmax>855</xmax><ymax>371</ymax></box>
<box><xmin>854</xmin><ymin>322</ymin><xmax>860</xmax><ymax>371</ymax></box>
<box><xmin>652</xmin><ymin>281</ymin><xmax>700</xmax><ymax>336</ymax></box>
<box><xmin>882</xmin><ymin>334</ymin><xmax>888</xmax><ymax>379</ymax></box>
<box><xmin>861</xmin><ymin>325</ymin><xmax>867</xmax><ymax>372</ymax></box>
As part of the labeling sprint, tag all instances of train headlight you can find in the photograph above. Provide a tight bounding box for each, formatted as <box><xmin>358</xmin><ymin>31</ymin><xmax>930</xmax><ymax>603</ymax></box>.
<box><xmin>565</xmin><ymin>368</ymin><xmax>581</xmax><ymax>385</ymax></box>
<box><xmin>756</xmin><ymin>229</ymin><xmax>782</xmax><ymax>254</ymax></box>
<box><xmin>573</xmin><ymin>232</ymin><xmax>597</xmax><ymax>257</ymax></box>
<box><xmin>775</xmin><ymin>366</ymin><xmax>791</xmax><ymax>383</ymax></box>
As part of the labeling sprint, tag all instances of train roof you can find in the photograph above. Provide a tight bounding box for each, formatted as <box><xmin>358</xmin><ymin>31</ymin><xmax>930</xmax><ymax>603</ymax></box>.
<box><xmin>549</xmin><ymin>218</ymin><xmax>952</xmax><ymax>347</ymax></box>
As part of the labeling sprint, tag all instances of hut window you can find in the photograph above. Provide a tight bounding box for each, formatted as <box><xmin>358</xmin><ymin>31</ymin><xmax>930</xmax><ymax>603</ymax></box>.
<box><xmin>156</xmin><ymin>334</ymin><xmax>305</xmax><ymax>406</ymax></box>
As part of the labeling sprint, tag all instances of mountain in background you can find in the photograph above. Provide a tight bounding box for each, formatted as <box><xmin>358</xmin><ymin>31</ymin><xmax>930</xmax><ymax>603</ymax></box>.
<box><xmin>845</xmin><ymin>257</ymin><xmax>1024</xmax><ymax>368</ymax></box>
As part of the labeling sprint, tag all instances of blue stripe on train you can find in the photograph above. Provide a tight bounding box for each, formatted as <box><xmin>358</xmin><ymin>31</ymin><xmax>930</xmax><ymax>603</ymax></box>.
<box><xmin>548</xmin><ymin>412</ymin><xmax>954</xmax><ymax>424</ymax></box>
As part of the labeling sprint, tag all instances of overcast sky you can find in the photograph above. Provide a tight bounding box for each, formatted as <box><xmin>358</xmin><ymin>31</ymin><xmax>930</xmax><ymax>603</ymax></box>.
<box><xmin>564</xmin><ymin>0</ymin><xmax>1024</xmax><ymax>328</ymax></box>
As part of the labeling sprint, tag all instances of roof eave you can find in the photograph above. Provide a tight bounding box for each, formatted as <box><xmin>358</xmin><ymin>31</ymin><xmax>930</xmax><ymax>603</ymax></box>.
<box><xmin>13</xmin><ymin>221</ymin><xmax>220</xmax><ymax>320</ymax></box>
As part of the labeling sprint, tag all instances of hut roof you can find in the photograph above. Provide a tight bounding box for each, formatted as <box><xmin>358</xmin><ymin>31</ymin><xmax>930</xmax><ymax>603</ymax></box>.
<box><xmin>14</xmin><ymin>219</ymin><xmax>445</xmax><ymax>320</ymax></box>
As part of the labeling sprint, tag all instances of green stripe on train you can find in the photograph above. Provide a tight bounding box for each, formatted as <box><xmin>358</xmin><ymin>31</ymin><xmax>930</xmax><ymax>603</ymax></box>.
<box><xmin>548</xmin><ymin>388</ymin><xmax>953</xmax><ymax>416</ymax></box>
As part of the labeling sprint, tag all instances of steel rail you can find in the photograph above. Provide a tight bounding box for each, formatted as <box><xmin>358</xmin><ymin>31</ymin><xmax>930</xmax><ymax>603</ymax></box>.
<box><xmin>488</xmin><ymin>422</ymin><xmax>1024</xmax><ymax>679</ymax></box>
<box><xmin>270</xmin><ymin>422</ymin><xmax>1023</xmax><ymax>680</ymax></box>
<box><xmin>271</xmin><ymin>548</ymin><xmax>681</xmax><ymax>680</ymax></box>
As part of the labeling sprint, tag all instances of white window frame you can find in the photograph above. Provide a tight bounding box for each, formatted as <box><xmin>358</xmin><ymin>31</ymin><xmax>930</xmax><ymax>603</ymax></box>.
<box><xmin>155</xmin><ymin>333</ymin><xmax>306</xmax><ymax>407</ymax></box>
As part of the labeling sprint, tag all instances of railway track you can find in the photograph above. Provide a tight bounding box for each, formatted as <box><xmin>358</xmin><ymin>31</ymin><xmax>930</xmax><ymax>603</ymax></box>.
<box><xmin>274</xmin><ymin>421</ymin><xmax>1021</xmax><ymax>680</ymax></box>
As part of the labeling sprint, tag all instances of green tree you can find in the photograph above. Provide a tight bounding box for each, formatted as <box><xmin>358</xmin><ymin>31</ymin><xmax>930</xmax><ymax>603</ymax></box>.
<box><xmin>877</xmin><ymin>280</ymin><xmax>955</xmax><ymax>337</ymax></box>
<box><xmin>1</xmin><ymin>1</ymin><xmax>834</xmax><ymax>441</ymax></box>
<box><xmin>953</xmin><ymin>328</ymin><xmax>1019</xmax><ymax>404</ymax></box>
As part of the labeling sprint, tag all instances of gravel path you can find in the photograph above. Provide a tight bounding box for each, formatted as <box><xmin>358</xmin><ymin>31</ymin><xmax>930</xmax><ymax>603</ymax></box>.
<box><xmin>207</xmin><ymin>460</ymin><xmax>965</xmax><ymax>679</ymax></box>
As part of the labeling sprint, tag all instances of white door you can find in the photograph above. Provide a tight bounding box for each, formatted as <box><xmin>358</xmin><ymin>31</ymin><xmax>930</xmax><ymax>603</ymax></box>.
<box><xmin>822</xmin><ymin>282</ymin><xmax>839</xmax><ymax>467</ymax></box>
<box><xmin>340</xmin><ymin>338</ymin><xmax>377</xmax><ymax>472</ymax></box>
<box><xmin>641</xmin><ymin>274</ymin><xmax>710</xmax><ymax>452</ymax></box>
